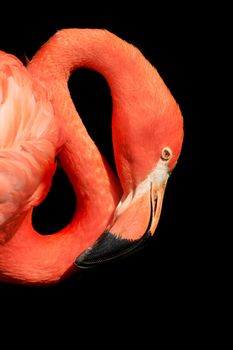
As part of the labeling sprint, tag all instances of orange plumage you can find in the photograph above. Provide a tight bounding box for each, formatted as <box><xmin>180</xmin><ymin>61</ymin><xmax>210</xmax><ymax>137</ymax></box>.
<box><xmin>0</xmin><ymin>29</ymin><xmax>183</xmax><ymax>284</ymax></box>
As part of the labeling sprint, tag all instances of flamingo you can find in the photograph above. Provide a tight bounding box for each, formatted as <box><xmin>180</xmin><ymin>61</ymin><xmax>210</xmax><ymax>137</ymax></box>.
<box><xmin>0</xmin><ymin>29</ymin><xmax>183</xmax><ymax>285</ymax></box>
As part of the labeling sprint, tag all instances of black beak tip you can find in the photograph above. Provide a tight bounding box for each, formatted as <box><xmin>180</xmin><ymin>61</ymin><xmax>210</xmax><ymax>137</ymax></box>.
<box><xmin>74</xmin><ymin>230</ymin><xmax>151</xmax><ymax>269</ymax></box>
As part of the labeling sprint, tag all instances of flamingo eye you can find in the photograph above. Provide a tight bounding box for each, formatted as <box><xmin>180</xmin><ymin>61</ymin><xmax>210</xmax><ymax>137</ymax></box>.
<box><xmin>161</xmin><ymin>147</ymin><xmax>172</xmax><ymax>161</ymax></box>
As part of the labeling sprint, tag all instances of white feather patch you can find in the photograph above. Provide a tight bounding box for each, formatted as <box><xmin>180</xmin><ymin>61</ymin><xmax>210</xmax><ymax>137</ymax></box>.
<box><xmin>115</xmin><ymin>159</ymin><xmax>169</xmax><ymax>217</ymax></box>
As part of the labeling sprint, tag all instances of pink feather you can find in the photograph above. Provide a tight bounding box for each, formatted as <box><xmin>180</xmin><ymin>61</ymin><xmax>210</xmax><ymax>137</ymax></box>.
<box><xmin>0</xmin><ymin>52</ymin><xmax>60</xmax><ymax>229</ymax></box>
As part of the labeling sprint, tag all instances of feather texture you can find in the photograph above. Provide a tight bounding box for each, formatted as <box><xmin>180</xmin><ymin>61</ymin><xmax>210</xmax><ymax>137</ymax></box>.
<box><xmin>0</xmin><ymin>52</ymin><xmax>61</xmax><ymax>228</ymax></box>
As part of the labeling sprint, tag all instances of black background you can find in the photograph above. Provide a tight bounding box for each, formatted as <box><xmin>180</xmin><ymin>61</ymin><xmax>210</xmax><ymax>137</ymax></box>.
<box><xmin>0</xmin><ymin>2</ymin><xmax>219</xmax><ymax>330</ymax></box>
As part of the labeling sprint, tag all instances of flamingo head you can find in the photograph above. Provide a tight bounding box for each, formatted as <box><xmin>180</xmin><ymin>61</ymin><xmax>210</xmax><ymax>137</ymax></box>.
<box><xmin>76</xmin><ymin>83</ymin><xmax>184</xmax><ymax>268</ymax></box>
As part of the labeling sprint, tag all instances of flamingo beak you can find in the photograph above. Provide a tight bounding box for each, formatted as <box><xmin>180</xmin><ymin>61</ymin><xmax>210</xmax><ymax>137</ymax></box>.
<box><xmin>75</xmin><ymin>176</ymin><xmax>169</xmax><ymax>268</ymax></box>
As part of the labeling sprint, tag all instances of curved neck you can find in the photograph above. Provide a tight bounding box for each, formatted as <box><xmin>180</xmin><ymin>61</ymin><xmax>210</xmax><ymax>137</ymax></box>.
<box><xmin>1</xmin><ymin>29</ymin><xmax>175</xmax><ymax>284</ymax></box>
